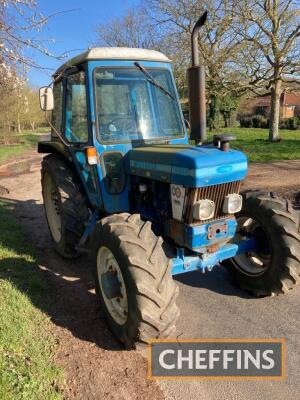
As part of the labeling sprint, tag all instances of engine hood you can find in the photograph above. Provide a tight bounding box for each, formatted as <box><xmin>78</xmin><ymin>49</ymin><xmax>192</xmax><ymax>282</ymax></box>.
<box><xmin>128</xmin><ymin>144</ymin><xmax>247</xmax><ymax>187</ymax></box>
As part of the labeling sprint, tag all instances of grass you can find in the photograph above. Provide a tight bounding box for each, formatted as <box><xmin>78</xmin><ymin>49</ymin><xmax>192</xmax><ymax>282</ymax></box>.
<box><xmin>211</xmin><ymin>127</ymin><xmax>300</xmax><ymax>162</ymax></box>
<box><xmin>1</xmin><ymin>127</ymin><xmax>299</xmax><ymax>165</ymax></box>
<box><xmin>0</xmin><ymin>146</ymin><xmax>32</xmax><ymax>165</ymax></box>
<box><xmin>0</xmin><ymin>199</ymin><xmax>63</xmax><ymax>400</ymax></box>
<box><xmin>0</xmin><ymin>129</ymin><xmax>49</xmax><ymax>165</ymax></box>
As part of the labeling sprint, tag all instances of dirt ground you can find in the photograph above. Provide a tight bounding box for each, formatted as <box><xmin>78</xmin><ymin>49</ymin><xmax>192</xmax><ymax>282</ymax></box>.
<box><xmin>243</xmin><ymin>160</ymin><xmax>300</xmax><ymax>206</ymax></box>
<box><xmin>0</xmin><ymin>154</ymin><xmax>299</xmax><ymax>399</ymax></box>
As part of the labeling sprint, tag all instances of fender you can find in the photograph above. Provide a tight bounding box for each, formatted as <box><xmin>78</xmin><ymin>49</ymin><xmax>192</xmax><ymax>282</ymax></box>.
<box><xmin>38</xmin><ymin>141</ymin><xmax>71</xmax><ymax>161</ymax></box>
<box><xmin>39</xmin><ymin>140</ymin><xmax>102</xmax><ymax>210</ymax></box>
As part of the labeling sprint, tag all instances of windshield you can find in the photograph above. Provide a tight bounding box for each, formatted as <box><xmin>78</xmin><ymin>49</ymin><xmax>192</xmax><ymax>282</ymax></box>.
<box><xmin>94</xmin><ymin>67</ymin><xmax>185</xmax><ymax>143</ymax></box>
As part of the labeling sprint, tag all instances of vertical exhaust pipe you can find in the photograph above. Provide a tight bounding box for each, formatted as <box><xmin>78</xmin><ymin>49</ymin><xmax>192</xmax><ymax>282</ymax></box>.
<box><xmin>188</xmin><ymin>11</ymin><xmax>208</xmax><ymax>145</ymax></box>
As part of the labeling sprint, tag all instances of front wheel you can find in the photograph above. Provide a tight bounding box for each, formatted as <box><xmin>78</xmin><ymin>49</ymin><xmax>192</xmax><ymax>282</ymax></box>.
<box><xmin>224</xmin><ymin>191</ymin><xmax>300</xmax><ymax>296</ymax></box>
<box><xmin>92</xmin><ymin>213</ymin><xmax>180</xmax><ymax>348</ymax></box>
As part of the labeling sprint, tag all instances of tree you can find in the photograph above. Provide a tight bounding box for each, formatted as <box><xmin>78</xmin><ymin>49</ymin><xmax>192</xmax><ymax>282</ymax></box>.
<box><xmin>236</xmin><ymin>0</ymin><xmax>300</xmax><ymax>141</ymax></box>
<box><xmin>24</xmin><ymin>87</ymin><xmax>45</xmax><ymax>131</ymax></box>
<box><xmin>95</xmin><ymin>8</ymin><xmax>160</xmax><ymax>49</ymax></box>
<box><xmin>0</xmin><ymin>1</ymin><xmax>64</xmax><ymax>136</ymax></box>
<box><xmin>0</xmin><ymin>0</ymin><xmax>66</xmax><ymax>74</ymax></box>
<box><xmin>94</xmin><ymin>1</ymin><xmax>246</xmax><ymax>109</ymax></box>
<box><xmin>146</xmin><ymin>0</ymin><xmax>246</xmax><ymax>128</ymax></box>
<box><xmin>219</xmin><ymin>93</ymin><xmax>238</xmax><ymax>127</ymax></box>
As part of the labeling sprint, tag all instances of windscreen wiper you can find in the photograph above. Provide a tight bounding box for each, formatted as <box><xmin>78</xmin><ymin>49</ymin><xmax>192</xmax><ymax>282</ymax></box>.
<box><xmin>134</xmin><ymin>61</ymin><xmax>175</xmax><ymax>101</ymax></box>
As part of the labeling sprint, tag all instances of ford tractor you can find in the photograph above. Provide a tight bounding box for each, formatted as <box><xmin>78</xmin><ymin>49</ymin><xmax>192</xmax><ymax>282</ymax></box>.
<box><xmin>38</xmin><ymin>13</ymin><xmax>300</xmax><ymax>348</ymax></box>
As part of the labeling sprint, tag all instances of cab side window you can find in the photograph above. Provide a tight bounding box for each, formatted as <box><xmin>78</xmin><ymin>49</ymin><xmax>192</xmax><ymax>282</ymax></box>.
<box><xmin>65</xmin><ymin>71</ymin><xmax>89</xmax><ymax>143</ymax></box>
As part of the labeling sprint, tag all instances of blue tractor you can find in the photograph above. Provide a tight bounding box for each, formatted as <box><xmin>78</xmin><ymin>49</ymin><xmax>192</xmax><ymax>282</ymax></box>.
<box><xmin>39</xmin><ymin>13</ymin><xmax>300</xmax><ymax>348</ymax></box>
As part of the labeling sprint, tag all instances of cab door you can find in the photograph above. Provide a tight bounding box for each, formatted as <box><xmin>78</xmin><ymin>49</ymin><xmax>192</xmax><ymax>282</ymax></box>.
<box><xmin>63</xmin><ymin>68</ymin><xmax>102</xmax><ymax>208</ymax></box>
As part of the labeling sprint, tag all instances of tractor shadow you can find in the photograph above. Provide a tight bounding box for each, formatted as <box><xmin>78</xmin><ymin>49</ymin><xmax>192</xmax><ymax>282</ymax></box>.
<box><xmin>0</xmin><ymin>197</ymin><xmax>123</xmax><ymax>351</ymax></box>
<box><xmin>174</xmin><ymin>267</ymin><xmax>252</xmax><ymax>299</ymax></box>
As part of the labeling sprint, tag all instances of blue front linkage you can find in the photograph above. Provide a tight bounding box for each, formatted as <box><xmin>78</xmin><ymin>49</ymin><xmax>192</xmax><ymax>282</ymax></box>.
<box><xmin>171</xmin><ymin>244</ymin><xmax>238</xmax><ymax>275</ymax></box>
<box><xmin>171</xmin><ymin>236</ymin><xmax>258</xmax><ymax>275</ymax></box>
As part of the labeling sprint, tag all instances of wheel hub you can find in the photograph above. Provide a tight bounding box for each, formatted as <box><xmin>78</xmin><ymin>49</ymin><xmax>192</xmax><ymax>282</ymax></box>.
<box><xmin>97</xmin><ymin>246</ymin><xmax>128</xmax><ymax>325</ymax></box>
<box><xmin>100</xmin><ymin>270</ymin><xmax>122</xmax><ymax>300</ymax></box>
<box><xmin>233</xmin><ymin>216</ymin><xmax>271</xmax><ymax>276</ymax></box>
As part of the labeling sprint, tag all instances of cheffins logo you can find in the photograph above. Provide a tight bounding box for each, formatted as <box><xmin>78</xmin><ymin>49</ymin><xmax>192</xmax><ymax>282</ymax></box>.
<box><xmin>148</xmin><ymin>339</ymin><xmax>285</xmax><ymax>379</ymax></box>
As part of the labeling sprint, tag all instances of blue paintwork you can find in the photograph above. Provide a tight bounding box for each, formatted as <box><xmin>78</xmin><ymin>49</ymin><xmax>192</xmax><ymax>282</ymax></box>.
<box><xmin>75</xmin><ymin>152</ymin><xmax>90</xmax><ymax>183</ymax></box>
<box><xmin>171</xmin><ymin>243</ymin><xmax>238</xmax><ymax>275</ymax></box>
<box><xmin>86</xmin><ymin>59</ymin><xmax>188</xmax><ymax>213</ymax></box>
<box><xmin>165</xmin><ymin>218</ymin><xmax>238</xmax><ymax>252</ymax></box>
<box><xmin>129</xmin><ymin>144</ymin><xmax>248</xmax><ymax>187</ymax></box>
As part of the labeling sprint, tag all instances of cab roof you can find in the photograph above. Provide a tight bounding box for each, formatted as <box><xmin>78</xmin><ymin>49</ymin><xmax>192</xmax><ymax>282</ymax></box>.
<box><xmin>54</xmin><ymin>47</ymin><xmax>171</xmax><ymax>76</ymax></box>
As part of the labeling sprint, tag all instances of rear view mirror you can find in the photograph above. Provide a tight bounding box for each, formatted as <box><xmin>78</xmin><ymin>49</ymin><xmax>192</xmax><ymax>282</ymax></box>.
<box><xmin>39</xmin><ymin>86</ymin><xmax>54</xmax><ymax>111</ymax></box>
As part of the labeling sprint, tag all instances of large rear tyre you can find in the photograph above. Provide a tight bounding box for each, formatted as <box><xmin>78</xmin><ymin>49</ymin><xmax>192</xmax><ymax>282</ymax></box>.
<box><xmin>224</xmin><ymin>191</ymin><xmax>300</xmax><ymax>296</ymax></box>
<box><xmin>92</xmin><ymin>213</ymin><xmax>180</xmax><ymax>348</ymax></box>
<box><xmin>41</xmin><ymin>154</ymin><xmax>90</xmax><ymax>258</ymax></box>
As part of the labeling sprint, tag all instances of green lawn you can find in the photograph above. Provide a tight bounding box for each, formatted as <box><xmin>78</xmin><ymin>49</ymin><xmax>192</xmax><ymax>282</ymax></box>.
<box><xmin>0</xmin><ymin>199</ymin><xmax>63</xmax><ymax>400</ymax></box>
<box><xmin>211</xmin><ymin>127</ymin><xmax>300</xmax><ymax>162</ymax></box>
<box><xmin>1</xmin><ymin>127</ymin><xmax>299</xmax><ymax>165</ymax></box>
<box><xmin>0</xmin><ymin>130</ymin><xmax>49</xmax><ymax>165</ymax></box>
<box><xmin>0</xmin><ymin>145</ymin><xmax>33</xmax><ymax>165</ymax></box>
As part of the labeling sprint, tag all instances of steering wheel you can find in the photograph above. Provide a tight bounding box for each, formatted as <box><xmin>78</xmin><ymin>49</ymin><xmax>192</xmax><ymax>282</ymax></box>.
<box><xmin>109</xmin><ymin>115</ymin><xmax>137</xmax><ymax>131</ymax></box>
<box><xmin>100</xmin><ymin>115</ymin><xmax>140</xmax><ymax>138</ymax></box>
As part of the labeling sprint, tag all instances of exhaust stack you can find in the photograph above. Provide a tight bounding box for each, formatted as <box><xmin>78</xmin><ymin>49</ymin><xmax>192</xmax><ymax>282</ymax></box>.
<box><xmin>188</xmin><ymin>11</ymin><xmax>208</xmax><ymax>145</ymax></box>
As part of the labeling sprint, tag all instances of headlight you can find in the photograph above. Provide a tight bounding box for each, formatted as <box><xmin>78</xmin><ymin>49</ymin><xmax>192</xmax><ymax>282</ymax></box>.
<box><xmin>223</xmin><ymin>193</ymin><xmax>243</xmax><ymax>214</ymax></box>
<box><xmin>193</xmin><ymin>199</ymin><xmax>215</xmax><ymax>220</ymax></box>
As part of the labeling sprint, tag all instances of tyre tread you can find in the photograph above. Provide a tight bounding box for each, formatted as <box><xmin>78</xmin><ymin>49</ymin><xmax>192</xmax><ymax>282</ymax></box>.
<box><xmin>93</xmin><ymin>213</ymin><xmax>179</xmax><ymax>346</ymax></box>
<box><xmin>227</xmin><ymin>190</ymin><xmax>300</xmax><ymax>296</ymax></box>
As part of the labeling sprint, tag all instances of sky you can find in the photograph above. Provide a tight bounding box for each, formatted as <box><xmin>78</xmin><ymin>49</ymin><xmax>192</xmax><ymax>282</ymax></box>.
<box><xmin>27</xmin><ymin>0</ymin><xmax>139</xmax><ymax>87</ymax></box>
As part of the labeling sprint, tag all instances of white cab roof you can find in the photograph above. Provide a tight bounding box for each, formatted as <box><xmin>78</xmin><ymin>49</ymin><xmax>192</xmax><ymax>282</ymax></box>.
<box><xmin>54</xmin><ymin>47</ymin><xmax>171</xmax><ymax>76</ymax></box>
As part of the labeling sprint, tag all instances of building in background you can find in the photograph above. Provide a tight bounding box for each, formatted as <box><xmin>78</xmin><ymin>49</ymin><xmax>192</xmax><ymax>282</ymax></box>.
<box><xmin>250</xmin><ymin>91</ymin><xmax>300</xmax><ymax>119</ymax></box>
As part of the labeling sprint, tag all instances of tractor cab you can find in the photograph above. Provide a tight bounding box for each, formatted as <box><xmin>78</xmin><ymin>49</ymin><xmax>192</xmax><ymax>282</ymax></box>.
<box><xmin>52</xmin><ymin>48</ymin><xmax>187</xmax><ymax>146</ymax></box>
<box><xmin>39</xmin><ymin>48</ymin><xmax>191</xmax><ymax>208</ymax></box>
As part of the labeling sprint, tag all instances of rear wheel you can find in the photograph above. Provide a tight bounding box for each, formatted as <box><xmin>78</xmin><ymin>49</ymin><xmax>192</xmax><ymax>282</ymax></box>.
<box><xmin>92</xmin><ymin>213</ymin><xmax>180</xmax><ymax>348</ymax></box>
<box><xmin>225</xmin><ymin>191</ymin><xmax>300</xmax><ymax>296</ymax></box>
<box><xmin>41</xmin><ymin>154</ymin><xmax>90</xmax><ymax>258</ymax></box>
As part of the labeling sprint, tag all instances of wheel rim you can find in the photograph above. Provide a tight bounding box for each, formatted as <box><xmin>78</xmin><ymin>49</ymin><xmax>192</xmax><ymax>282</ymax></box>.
<box><xmin>43</xmin><ymin>172</ymin><xmax>62</xmax><ymax>242</ymax></box>
<box><xmin>232</xmin><ymin>216</ymin><xmax>271</xmax><ymax>276</ymax></box>
<box><xmin>97</xmin><ymin>246</ymin><xmax>128</xmax><ymax>325</ymax></box>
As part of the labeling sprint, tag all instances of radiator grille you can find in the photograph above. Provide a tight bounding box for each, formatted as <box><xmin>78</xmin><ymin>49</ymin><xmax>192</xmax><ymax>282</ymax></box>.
<box><xmin>184</xmin><ymin>181</ymin><xmax>241</xmax><ymax>224</ymax></box>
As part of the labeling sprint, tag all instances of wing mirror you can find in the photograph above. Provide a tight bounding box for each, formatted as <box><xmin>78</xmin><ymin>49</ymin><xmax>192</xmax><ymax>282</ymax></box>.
<box><xmin>39</xmin><ymin>86</ymin><xmax>54</xmax><ymax>111</ymax></box>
